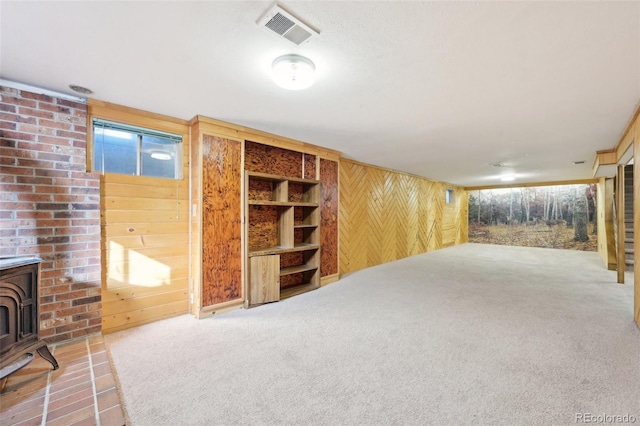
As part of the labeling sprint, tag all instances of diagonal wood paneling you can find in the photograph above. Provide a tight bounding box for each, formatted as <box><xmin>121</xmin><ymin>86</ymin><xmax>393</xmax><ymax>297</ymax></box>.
<box><xmin>339</xmin><ymin>159</ymin><xmax>468</xmax><ymax>275</ymax></box>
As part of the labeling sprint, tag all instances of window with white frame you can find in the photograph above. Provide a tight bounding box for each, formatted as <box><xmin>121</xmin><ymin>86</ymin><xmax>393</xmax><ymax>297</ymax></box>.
<box><xmin>446</xmin><ymin>188</ymin><xmax>454</xmax><ymax>204</ymax></box>
<box><xmin>92</xmin><ymin>118</ymin><xmax>182</xmax><ymax>179</ymax></box>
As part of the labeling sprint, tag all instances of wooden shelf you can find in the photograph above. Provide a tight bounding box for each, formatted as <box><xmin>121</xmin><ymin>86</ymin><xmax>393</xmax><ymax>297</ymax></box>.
<box><xmin>246</xmin><ymin>171</ymin><xmax>321</xmax><ymax>306</ymax></box>
<box><xmin>248</xmin><ymin>200</ymin><xmax>319</xmax><ymax>207</ymax></box>
<box><xmin>280</xmin><ymin>264</ymin><xmax>318</xmax><ymax>276</ymax></box>
<box><xmin>280</xmin><ymin>282</ymin><xmax>319</xmax><ymax>300</ymax></box>
<box><xmin>248</xmin><ymin>243</ymin><xmax>319</xmax><ymax>257</ymax></box>
<box><xmin>246</xmin><ymin>171</ymin><xmax>318</xmax><ymax>185</ymax></box>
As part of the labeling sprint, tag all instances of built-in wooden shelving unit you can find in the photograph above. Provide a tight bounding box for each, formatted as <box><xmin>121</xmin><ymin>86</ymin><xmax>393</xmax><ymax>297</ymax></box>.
<box><xmin>245</xmin><ymin>171</ymin><xmax>321</xmax><ymax>306</ymax></box>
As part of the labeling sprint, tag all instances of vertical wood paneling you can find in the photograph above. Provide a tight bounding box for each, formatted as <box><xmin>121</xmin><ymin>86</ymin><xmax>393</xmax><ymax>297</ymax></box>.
<box><xmin>304</xmin><ymin>154</ymin><xmax>317</xmax><ymax>179</ymax></box>
<box><xmin>319</xmin><ymin>159</ymin><xmax>339</xmax><ymax>276</ymax></box>
<box><xmin>339</xmin><ymin>159</ymin><xmax>467</xmax><ymax>275</ymax></box>
<box><xmin>201</xmin><ymin>135</ymin><xmax>242</xmax><ymax>306</ymax></box>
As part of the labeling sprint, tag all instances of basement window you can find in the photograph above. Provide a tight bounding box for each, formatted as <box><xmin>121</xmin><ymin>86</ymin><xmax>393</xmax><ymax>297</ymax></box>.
<box><xmin>446</xmin><ymin>188</ymin><xmax>454</xmax><ymax>204</ymax></box>
<box><xmin>92</xmin><ymin>118</ymin><xmax>183</xmax><ymax>179</ymax></box>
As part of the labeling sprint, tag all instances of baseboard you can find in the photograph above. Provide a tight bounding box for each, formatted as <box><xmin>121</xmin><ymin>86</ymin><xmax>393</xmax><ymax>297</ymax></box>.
<box><xmin>321</xmin><ymin>273</ymin><xmax>339</xmax><ymax>286</ymax></box>
<box><xmin>195</xmin><ymin>299</ymin><xmax>244</xmax><ymax>319</ymax></box>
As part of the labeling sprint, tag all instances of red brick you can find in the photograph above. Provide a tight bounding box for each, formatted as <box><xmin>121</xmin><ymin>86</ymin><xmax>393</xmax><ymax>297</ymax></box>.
<box><xmin>0</xmin><ymin>120</ymin><xmax>17</xmax><ymax>129</ymax></box>
<box><xmin>18</xmin><ymin>228</ymin><xmax>54</xmax><ymax>236</ymax></box>
<box><xmin>0</xmin><ymin>102</ymin><xmax>17</xmax><ymax>112</ymax></box>
<box><xmin>2</xmin><ymin>166</ymin><xmax>35</xmax><ymax>176</ymax></box>
<box><xmin>17</xmin><ymin>245</ymin><xmax>53</xmax><ymax>255</ymax></box>
<box><xmin>38</xmin><ymin>151</ymin><xmax>71</xmax><ymax>162</ymax></box>
<box><xmin>40</xmin><ymin>301</ymin><xmax>72</xmax><ymax>312</ymax></box>
<box><xmin>35</xmin><ymin>168</ymin><xmax>70</xmax><ymax>178</ymax></box>
<box><xmin>34</xmin><ymin>135</ymin><xmax>73</xmax><ymax>146</ymax></box>
<box><xmin>40</xmin><ymin>118</ymin><xmax>73</xmax><ymax>130</ymax></box>
<box><xmin>17</xmin><ymin>193</ymin><xmax>52</xmax><ymax>202</ymax></box>
<box><xmin>57</xmin><ymin>98</ymin><xmax>86</xmax><ymax>110</ymax></box>
<box><xmin>18</xmin><ymin>176</ymin><xmax>54</xmax><ymax>185</ymax></box>
<box><xmin>16</xmin><ymin>157</ymin><xmax>55</xmax><ymax>169</ymax></box>
<box><xmin>2</xmin><ymin>130</ymin><xmax>38</xmax><ymax>142</ymax></box>
<box><xmin>18</xmin><ymin>106</ymin><xmax>55</xmax><ymax>119</ymax></box>
<box><xmin>55</xmin><ymin>321</ymin><xmax>87</xmax><ymax>334</ymax></box>
<box><xmin>17</xmin><ymin>123</ymin><xmax>56</xmax><ymax>135</ymax></box>
<box><xmin>36</xmin><ymin>218</ymin><xmax>70</xmax><ymax>227</ymax></box>
<box><xmin>40</xmin><ymin>284</ymin><xmax>71</xmax><ymax>295</ymax></box>
<box><xmin>0</xmin><ymin>155</ymin><xmax>18</xmax><ymax>166</ymax></box>
<box><xmin>7</xmin><ymin>98</ymin><xmax>38</xmax><ymax>108</ymax></box>
<box><xmin>55</xmin><ymin>290</ymin><xmax>90</xmax><ymax>302</ymax></box>
<box><xmin>2</xmin><ymin>201</ymin><xmax>36</xmax><ymax>210</ymax></box>
<box><xmin>4</xmin><ymin>148</ymin><xmax>37</xmax><ymax>159</ymax></box>
<box><xmin>37</xmin><ymin>102</ymin><xmax>71</xmax><ymax>114</ymax></box>
<box><xmin>0</xmin><ymin>225</ymin><xmax>17</xmax><ymax>235</ymax></box>
<box><xmin>21</xmin><ymin>92</ymin><xmax>54</xmax><ymax>103</ymax></box>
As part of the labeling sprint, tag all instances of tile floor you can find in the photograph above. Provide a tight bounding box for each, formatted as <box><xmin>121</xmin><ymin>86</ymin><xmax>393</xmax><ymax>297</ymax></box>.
<box><xmin>0</xmin><ymin>334</ymin><xmax>127</xmax><ymax>426</ymax></box>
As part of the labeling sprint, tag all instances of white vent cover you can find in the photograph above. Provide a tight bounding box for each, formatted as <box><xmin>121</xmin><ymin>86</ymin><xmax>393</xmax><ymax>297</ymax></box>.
<box><xmin>257</xmin><ymin>4</ymin><xmax>319</xmax><ymax>45</ymax></box>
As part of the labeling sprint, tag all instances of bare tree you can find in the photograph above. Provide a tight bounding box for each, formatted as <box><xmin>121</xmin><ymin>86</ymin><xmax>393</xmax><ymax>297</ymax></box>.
<box><xmin>574</xmin><ymin>187</ymin><xmax>589</xmax><ymax>242</ymax></box>
<box><xmin>509</xmin><ymin>188</ymin><xmax>514</xmax><ymax>223</ymax></box>
<box><xmin>521</xmin><ymin>188</ymin><xmax>530</xmax><ymax>223</ymax></box>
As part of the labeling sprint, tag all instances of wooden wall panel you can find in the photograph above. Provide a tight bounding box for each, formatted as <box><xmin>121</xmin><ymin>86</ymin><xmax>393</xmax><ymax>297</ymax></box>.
<box><xmin>201</xmin><ymin>135</ymin><xmax>242</xmax><ymax>306</ymax></box>
<box><xmin>339</xmin><ymin>159</ymin><xmax>467</xmax><ymax>275</ymax></box>
<box><xmin>101</xmin><ymin>168</ymin><xmax>190</xmax><ymax>334</ymax></box>
<box><xmin>634</xmin><ymin>122</ymin><xmax>640</xmax><ymax>327</ymax></box>
<box><xmin>245</xmin><ymin>141</ymin><xmax>302</xmax><ymax>178</ymax></box>
<box><xmin>320</xmin><ymin>159</ymin><xmax>339</xmax><ymax>276</ymax></box>
<box><xmin>304</xmin><ymin>154</ymin><xmax>317</xmax><ymax>179</ymax></box>
<box><xmin>248</xmin><ymin>205</ymin><xmax>279</xmax><ymax>249</ymax></box>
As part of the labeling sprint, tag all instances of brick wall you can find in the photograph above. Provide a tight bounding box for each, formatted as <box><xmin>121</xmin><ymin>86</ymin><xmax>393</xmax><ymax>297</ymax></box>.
<box><xmin>0</xmin><ymin>86</ymin><xmax>101</xmax><ymax>342</ymax></box>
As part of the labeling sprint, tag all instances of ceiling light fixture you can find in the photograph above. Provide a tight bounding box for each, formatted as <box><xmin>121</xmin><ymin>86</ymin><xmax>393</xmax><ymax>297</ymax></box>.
<box><xmin>150</xmin><ymin>151</ymin><xmax>172</xmax><ymax>161</ymax></box>
<box><xmin>68</xmin><ymin>84</ymin><xmax>93</xmax><ymax>95</ymax></box>
<box><xmin>271</xmin><ymin>54</ymin><xmax>315</xmax><ymax>90</ymax></box>
<box><xmin>500</xmin><ymin>174</ymin><xmax>516</xmax><ymax>182</ymax></box>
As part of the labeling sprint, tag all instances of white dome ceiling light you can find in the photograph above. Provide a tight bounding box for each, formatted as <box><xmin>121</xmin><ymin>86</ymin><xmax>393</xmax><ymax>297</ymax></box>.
<box><xmin>271</xmin><ymin>54</ymin><xmax>315</xmax><ymax>90</ymax></box>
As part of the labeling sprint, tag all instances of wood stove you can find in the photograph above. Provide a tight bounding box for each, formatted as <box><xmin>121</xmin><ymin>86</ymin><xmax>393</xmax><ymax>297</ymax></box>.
<box><xmin>0</xmin><ymin>257</ymin><xmax>58</xmax><ymax>379</ymax></box>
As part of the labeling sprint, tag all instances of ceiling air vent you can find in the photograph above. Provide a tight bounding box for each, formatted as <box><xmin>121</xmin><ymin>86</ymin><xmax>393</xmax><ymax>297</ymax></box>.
<box><xmin>257</xmin><ymin>4</ymin><xmax>319</xmax><ymax>45</ymax></box>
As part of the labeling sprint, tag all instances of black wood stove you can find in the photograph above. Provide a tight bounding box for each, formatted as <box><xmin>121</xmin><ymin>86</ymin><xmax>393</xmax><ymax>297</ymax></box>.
<box><xmin>1</xmin><ymin>257</ymin><xmax>59</xmax><ymax>379</ymax></box>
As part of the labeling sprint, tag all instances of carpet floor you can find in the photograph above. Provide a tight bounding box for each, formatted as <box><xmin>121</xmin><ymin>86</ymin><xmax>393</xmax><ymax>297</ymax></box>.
<box><xmin>105</xmin><ymin>243</ymin><xmax>640</xmax><ymax>425</ymax></box>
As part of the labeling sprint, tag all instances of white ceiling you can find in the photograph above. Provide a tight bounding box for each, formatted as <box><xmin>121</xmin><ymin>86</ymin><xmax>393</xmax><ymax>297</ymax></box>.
<box><xmin>2</xmin><ymin>1</ymin><xmax>639</xmax><ymax>187</ymax></box>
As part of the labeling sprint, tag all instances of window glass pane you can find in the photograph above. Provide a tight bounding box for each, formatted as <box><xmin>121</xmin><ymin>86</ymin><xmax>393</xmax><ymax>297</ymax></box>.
<box><xmin>93</xmin><ymin>126</ymin><xmax>138</xmax><ymax>175</ymax></box>
<box><xmin>141</xmin><ymin>135</ymin><xmax>179</xmax><ymax>179</ymax></box>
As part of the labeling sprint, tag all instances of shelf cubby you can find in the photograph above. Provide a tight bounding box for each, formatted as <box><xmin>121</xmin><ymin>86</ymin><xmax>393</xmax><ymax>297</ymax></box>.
<box><xmin>246</xmin><ymin>171</ymin><xmax>321</xmax><ymax>306</ymax></box>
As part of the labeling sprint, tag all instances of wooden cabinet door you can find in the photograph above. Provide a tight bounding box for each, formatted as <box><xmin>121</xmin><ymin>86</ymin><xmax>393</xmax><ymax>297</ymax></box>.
<box><xmin>202</xmin><ymin>135</ymin><xmax>242</xmax><ymax>306</ymax></box>
<box><xmin>249</xmin><ymin>255</ymin><xmax>280</xmax><ymax>305</ymax></box>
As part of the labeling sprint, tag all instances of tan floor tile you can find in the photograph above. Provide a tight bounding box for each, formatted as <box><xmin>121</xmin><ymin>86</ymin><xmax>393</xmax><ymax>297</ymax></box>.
<box><xmin>0</xmin><ymin>395</ymin><xmax>44</xmax><ymax>418</ymax></box>
<box><xmin>0</xmin><ymin>405</ymin><xmax>44</xmax><ymax>426</ymax></box>
<box><xmin>94</xmin><ymin>373</ymin><xmax>116</xmax><ymax>393</ymax></box>
<box><xmin>46</xmin><ymin>395</ymin><xmax>94</xmax><ymax>422</ymax></box>
<box><xmin>50</xmin><ymin>367</ymin><xmax>91</xmax><ymax>385</ymax></box>
<box><xmin>48</xmin><ymin>380</ymin><xmax>92</xmax><ymax>402</ymax></box>
<box><xmin>99</xmin><ymin>404</ymin><xmax>126</xmax><ymax>426</ymax></box>
<box><xmin>48</xmin><ymin>387</ymin><xmax>93</xmax><ymax>411</ymax></box>
<box><xmin>68</xmin><ymin>414</ymin><xmax>99</xmax><ymax>426</ymax></box>
<box><xmin>90</xmin><ymin>351</ymin><xmax>109</xmax><ymax>366</ymax></box>
<box><xmin>96</xmin><ymin>388</ymin><xmax>119</xmax><ymax>412</ymax></box>
<box><xmin>11</xmin><ymin>415</ymin><xmax>43</xmax><ymax>426</ymax></box>
<box><xmin>92</xmin><ymin>362</ymin><xmax>110</xmax><ymax>378</ymax></box>
<box><xmin>45</xmin><ymin>405</ymin><xmax>95</xmax><ymax>426</ymax></box>
<box><xmin>1</xmin><ymin>387</ymin><xmax>46</xmax><ymax>408</ymax></box>
<box><xmin>1</xmin><ymin>335</ymin><xmax>126</xmax><ymax>426</ymax></box>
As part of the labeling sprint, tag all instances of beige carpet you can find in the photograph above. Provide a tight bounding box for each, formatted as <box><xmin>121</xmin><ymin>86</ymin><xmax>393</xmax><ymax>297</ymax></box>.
<box><xmin>105</xmin><ymin>243</ymin><xmax>640</xmax><ymax>425</ymax></box>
